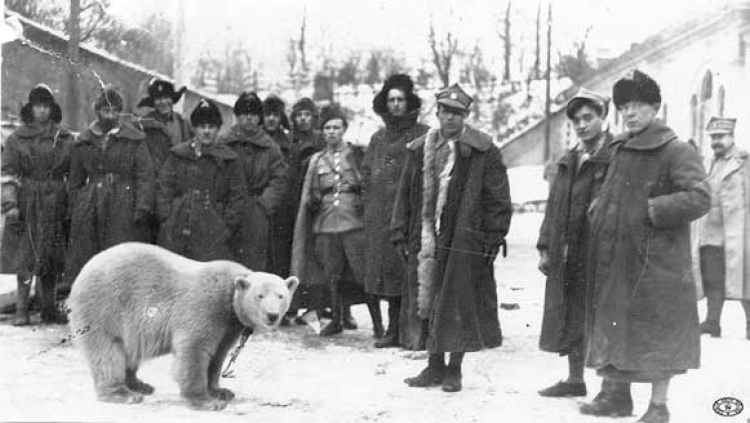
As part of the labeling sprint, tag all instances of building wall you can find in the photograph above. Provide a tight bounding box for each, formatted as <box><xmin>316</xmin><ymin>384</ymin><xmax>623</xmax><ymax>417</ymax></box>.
<box><xmin>501</xmin><ymin>7</ymin><xmax>750</xmax><ymax>168</ymax></box>
<box><xmin>1</xmin><ymin>16</ymin><xmax>234</xmax><ymax>134</ymax></box>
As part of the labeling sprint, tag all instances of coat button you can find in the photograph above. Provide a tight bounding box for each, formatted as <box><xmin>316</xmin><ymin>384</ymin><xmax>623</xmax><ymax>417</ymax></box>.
<box><xmin>97</xmin><ymin>182</ymin><xmax>103</xmax><ymax>188</ymax></box>
<box><xmin>333</xmin><ymin>200</ymin><xmax>340</xmax><ymax>206</ymax></box>
<box><xmin>182</xmin><ymin>229</ymin><xmax>191</xmax><ymax>236</ymax></box>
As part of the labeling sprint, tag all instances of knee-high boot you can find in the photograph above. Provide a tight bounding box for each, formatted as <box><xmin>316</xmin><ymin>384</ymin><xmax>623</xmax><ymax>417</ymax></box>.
<box><xmin>39</xmin><ymin>274</ymin><xmax>67</xmax><ymax>324</ymax></box>
<box><xmin>375</xmin><ymin>296</ymin><xmax>400</xmax><ymax>347</ymax></box>
<box><xmin>13</xmin><ymin>275</ymin><xmax>32</xmax><ymax>326</ymax></box>
<box><xmin>366</xmin><ymin>294</ymin><xmax>385</xmax><ymax>339</ymax></box>
<box><xmin>320</xmin><ymin>279</ymin><xmax>344</xmax><ymax>336</ymax></box>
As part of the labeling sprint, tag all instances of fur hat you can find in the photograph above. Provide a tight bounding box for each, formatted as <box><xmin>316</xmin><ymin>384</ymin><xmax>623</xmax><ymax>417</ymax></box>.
<box><xmin>20</xmin><ymin>83</ymin><xmax>62</xmax><ymax>124</ymax></box>
<box><xmin>613</xmin><ymin>69</ymin><xmax>661</xmax><ymax>108</ymax></box>
<box><xmin>94</xmin><ymin>86</ymin><xmax>124</xmax><ymax>111</ymax></box>
<box><xmin>263</xmin><ymin>95</ymin><xmax>290</xmax><ymax>130</ymax></box>
<box><xmin>190</xmin><ymin>98</ymin><xmax>223</xmax><ymax>127</ymax></box>
<box><xmin>290</xmin><ymin>98</ymin><xmax>318</xmax><ymax>130</ymax></box>
<box><xmin>318</xmin><ymin>103</ymin><xmax>348</xmax><ymax>130</ymax></box>
<box><xmin>233</xmin><ymin>91</ymin><xmax>263</xmax><ymax>118</ymax></box>
<box><xmin>137</xmin><ymin>79</ymin><xmax>187</xmax><ymax>108</ymax></box>
<box><xmin>372</xmin><ymin>74</ymin><xmax>422</xmax><ymax>116</ymax></box>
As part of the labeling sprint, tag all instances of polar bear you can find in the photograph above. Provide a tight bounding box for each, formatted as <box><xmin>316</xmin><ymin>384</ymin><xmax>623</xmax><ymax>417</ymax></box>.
<box><xmin>67</xmin><ymin>242</ymin><xmax>298</xmax><ymax>411</ymax></box>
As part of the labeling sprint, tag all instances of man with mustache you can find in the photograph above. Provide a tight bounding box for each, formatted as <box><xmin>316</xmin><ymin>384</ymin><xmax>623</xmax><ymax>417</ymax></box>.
<box><xmin>695</xmin><ymin>117</ymin><xmax>750</xmax><ymax>340</ymax></box>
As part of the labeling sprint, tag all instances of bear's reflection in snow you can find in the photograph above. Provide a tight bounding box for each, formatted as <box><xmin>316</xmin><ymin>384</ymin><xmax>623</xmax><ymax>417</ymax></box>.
<box><xmin>67</xmin><ymin>242</ymin><xmax>298</xmax><ymax>411</ymax></box>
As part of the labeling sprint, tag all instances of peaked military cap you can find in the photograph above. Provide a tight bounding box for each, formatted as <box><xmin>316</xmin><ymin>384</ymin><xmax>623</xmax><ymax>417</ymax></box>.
<box><xmin>435</xmin><ymin>84</ymin><xmax>473</xmax><ymax>113</ymax></box>
<box><xmin>706</xmin><ymin>117</ymin><xmax>736</xmax><ymax>135</ymax></box>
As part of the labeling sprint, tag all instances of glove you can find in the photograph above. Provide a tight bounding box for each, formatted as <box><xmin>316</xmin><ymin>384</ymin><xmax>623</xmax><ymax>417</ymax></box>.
<box><xmin>483</xmin><ymin>239</ymin><xmax>507</xmax><ymax>266</ymax></box>
<box><xmin>538</xmin><ymin>249</ymin><xmax>550</xmax><ymax>276</ymax></box>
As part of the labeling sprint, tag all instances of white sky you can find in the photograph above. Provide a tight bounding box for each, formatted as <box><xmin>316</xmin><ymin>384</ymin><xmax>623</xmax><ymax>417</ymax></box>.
<box><xmin>109</xmin><ymin>0</ymin><xmax>726</xmax><ymax>85</ymax></box>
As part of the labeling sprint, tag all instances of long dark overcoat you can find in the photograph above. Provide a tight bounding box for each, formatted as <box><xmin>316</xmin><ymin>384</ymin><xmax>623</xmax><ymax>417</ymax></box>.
<box><xmin>64</xmin><ymin>122</ymin><xmax>154</xmax><ymax>286</ymax></box>
<box><xmin>1</xmin><ymin>123</ymin><xmax>74</xmax><ymax>276</ymax></box>
<box><xmin>223</xmin><ymin>125</ymin><xmax>287</xmax><ymax>271</ymax></box>
<box><xmin>362</xmin><ymin>110</ymin><xmax>429</xmax><ymax>297</ymax></box>
<box><xmin>586</xmin><ymin>121</ymin><xmax>710</xmax><ymax>377</ymax></box>
<box><xmin>156</xmin><ymin>141</ymin><xmax>246</xmax><ymax>262</ymax></box>
<box><xmin>392</xmin><ymin>126</ymin><xmax>512</xmax><ymax>353</ymax></box>
<box><xmin>537</xmin><ymin>133</ymin><xmax>613</xmax><ymax>354</ymax></box>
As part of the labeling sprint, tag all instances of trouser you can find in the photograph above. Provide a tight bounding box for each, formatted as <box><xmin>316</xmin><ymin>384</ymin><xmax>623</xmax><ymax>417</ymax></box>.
<box><xmin>700</xmin><ymin>246</ymin><xmax>750</xmax><ymax>324</ymax></box>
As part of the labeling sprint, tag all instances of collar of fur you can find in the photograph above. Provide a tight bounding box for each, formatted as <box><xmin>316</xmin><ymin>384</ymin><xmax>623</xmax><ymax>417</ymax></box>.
<box><xmin>407</xmin><ymin>124</ymin><xmax>493</xmax><ymax>152</ymax></box>
<box><xmin>415</xmin><ymin>128</ymin><xmax>443</xmax><ymax>319</ymax></box>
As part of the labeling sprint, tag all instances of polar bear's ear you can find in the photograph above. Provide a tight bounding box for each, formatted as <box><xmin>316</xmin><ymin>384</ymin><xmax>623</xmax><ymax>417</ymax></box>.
<box><xmin>284</xmin><ymin>276</ymin><xmax>299</xmax><ymax>294</ymax></box>
<box><xmin>235</xmin><ymin>275</ymin><xmax>252</xmax><ymax>290</ymax></box>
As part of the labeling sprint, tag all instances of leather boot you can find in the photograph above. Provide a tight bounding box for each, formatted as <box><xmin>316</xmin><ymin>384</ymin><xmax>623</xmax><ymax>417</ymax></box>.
<box><xmin>365</xmin><ymin>294</ymin><xmax>384</xmax><ymax>338</ymax></box>
<box><xmin>39</xmin><ymin>275</ymin><xmax>67</xmax><ymax>324</ymax></box>
<box><xmin>700</xmin><ymin>320</ymin><xmax>721</xmax><ymax>338</ymax></box>
<box><xmin>13</xmin><ymin>275</ymin><xmax>32</xmax><ymax>326</ymax></box>
<box><xmin>580</xmin><ymin>389</ymin><xmax>634</xmax><ymax>417</ymax></box>
<box><xmin>375</xmin><ymin>297</ymin><xmax>400</xmax><ymax>347</ymax></box>
<box><xmin>405</xmin><ymin>353</ymin><xmax>446</xmax><ymax>387</ymax></box>
<box><xmin>442</xmin><ymin>364</ymin><xmax>462</xmax><ymax>392</ymax></box>
<box><xmin>636</xmin><ymin>402</ymin><xmax>670</xmax><ymax>423</ymax></box>
<box><xmin>320</xmin><ymin>281</ymin><xmax>343</xmax><ymax>336</ymax></box>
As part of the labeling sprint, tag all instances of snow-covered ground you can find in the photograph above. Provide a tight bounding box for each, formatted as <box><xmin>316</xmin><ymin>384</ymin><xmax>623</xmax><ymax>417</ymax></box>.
<box><xmin>1</xmin><ymin>213</ymin><xmax>748</xmax><ymax>423</ymax></box>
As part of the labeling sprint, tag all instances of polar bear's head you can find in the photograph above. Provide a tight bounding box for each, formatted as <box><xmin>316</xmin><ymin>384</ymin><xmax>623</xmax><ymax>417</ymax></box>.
<box><xmin>233</xmin><ymin>272</ymin><xmax>299</xmax><ymax>330</ymax></box>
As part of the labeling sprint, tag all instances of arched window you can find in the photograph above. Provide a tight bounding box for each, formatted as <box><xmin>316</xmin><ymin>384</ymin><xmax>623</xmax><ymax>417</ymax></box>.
<box><xmin>717</xmin><ymin>85</ymin><xmax>726</xmax><ymax>117</ymax></box>
<box><xmin>701</xmin><ymin>71</ymin><xmax>713</xmax><ymax>101</ymax></box>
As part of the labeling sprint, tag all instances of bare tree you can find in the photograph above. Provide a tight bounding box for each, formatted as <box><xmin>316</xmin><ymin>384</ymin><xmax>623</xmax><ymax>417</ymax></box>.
<box><xmin>298</xmin><ymin>7</ymin><xmax>308</xmax><ymax>73</ymax></box>
<box><xmin>496</xmin><ymin>0</ymin><xmax>513</xmax><ymax>82</ymax></box>
<box><xmin>532</xmin><ymin>0</ymin><xmax>542</xmax><ymax>80</ymax></box>
<box><xmin>428</xmin><ymin>17</ymin><xmax>459</xmax><ymax>88</ymax></box>
<box><xmin>555</xmin><ymin>25</ymin><xmax>596</xmax><ymax>85</ymax></box>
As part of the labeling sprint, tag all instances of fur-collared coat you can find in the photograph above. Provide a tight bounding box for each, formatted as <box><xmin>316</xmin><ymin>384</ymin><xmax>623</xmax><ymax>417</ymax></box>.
<box><xmin>156</xmin><ymin>140</ymin><xmax>246</xmax><ymax>262</ymax></box>
<box><xmin>1</xmin><ymin>123</ymin><xmax>74</xmax><ymax>276</ymax></box>
<box><xmin>64</xmin><ymin>122</ymin><xmax>155</xmax><ymax>286</ymax></box>
<box><xmin>537</xmin><ymin>133</ymin><xmax>614</xmax><ymax>355</ymax></box>
<box><xmin>362</xmin><ymin>110</ymin><xmax>429</xmax><ymax>297</ymax></box>
<box><xmin>391</xmin><ymin>126</ymin><xmax>512</xmax><ymax>353</ymax></box>
<box><xmin>691</xmin><ymin>146</ymin><xmax>750</xmax><ymax>300</ymax></box>
<box><xmin>586</xmin><ymin>121</ymin><xmax>709</xmax><ymax>378</ymax></box>
<box><xmin>222</xmin><ymin>125</ymin><xmax>287</xmax><ymax>271</ymax></box>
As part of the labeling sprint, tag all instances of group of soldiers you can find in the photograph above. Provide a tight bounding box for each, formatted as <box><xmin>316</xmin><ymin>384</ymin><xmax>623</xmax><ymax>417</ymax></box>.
<box><xmin>536</xmin><ymin>69</ymin><xmax>750</xmax><ymax>423</ymax></box>
<box><xmin>2</xmin><ymin>65</ymin><xmax>746</xmax><ymax>421</ymax></box>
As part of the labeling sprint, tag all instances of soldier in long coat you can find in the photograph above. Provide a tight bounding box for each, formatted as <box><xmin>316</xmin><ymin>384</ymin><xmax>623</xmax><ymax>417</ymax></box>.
<box><xmin>64</xmin><ymin>87</ymin><xmax>155</xmax><ymax>291</ymax></box>
<box><xmin>1</xmin><ymin>84</ymin><xmax>74</xmax><ymax>325</ymax></box>
<box><xmin>583</xmin><ymin>70</ymin><xmax>709</xmax><ymax>423</ymax></box>
<box><xmin>394</xmin><ymin>85</ymin><xmax>512</xmax><ymax>392</ymax></box>
<box><xmin>262</xmin><ymin>95</ymin><xmax>295</xmax><ymax>279</ymax></box>
<box><xmin>157</xmin><ymin>99</ymin><xmax>245</xmax><ymax>262</ymax></box>
<box><xmin>362</xmin><ymin>74</ymin><xmax>429</xmax><ymax>349</ymax></box>
<box><xmin>291</xmin><ymin>105</ymin><xmax>384</xmax><ymax>337</ymax></box>
<box><xmin>223</xmin><ymin>92</ymin><xmax>287</xmax><ymax>271</ymax></box>
<box><xmin>537</xmin><ymin>89</ymin><xmax>614</xmax><ymax>398</ymax></box>
<box><xmin>692</xmin><ymin>117</ymin><xmax>750</xmax><ymax>339</ymax></box>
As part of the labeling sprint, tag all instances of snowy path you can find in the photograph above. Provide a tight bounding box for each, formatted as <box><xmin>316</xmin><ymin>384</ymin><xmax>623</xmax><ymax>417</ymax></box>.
<box><xmin>1</xmin><ymin>214</ymin><xmax>748</xmax><ymax>422</ymax></box>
